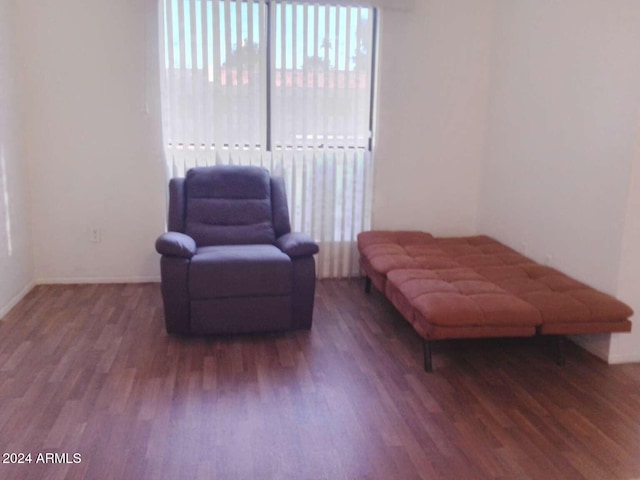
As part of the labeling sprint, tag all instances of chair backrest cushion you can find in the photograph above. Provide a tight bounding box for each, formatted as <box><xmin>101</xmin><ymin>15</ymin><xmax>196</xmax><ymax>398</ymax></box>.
<box><xmin>184</xmin><ymin>166</ymin><xmax>276</xmax><ymax>246</ymax></box>
<box><xmin>271</xmin><ymin>176</ymin><xmax>291</xmax><ymax>238</ymax></box>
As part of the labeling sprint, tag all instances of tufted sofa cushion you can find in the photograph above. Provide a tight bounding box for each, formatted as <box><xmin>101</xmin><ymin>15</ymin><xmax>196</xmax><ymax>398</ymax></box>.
<box><xmin>184</xmin><ymin>165</ymin><xmax>276</xmax><ymax>246</ymax></box>
<box><xmin>358</xmin><ymin>231</ymin><xmax>633</xmax><ymax>340</ymax></box>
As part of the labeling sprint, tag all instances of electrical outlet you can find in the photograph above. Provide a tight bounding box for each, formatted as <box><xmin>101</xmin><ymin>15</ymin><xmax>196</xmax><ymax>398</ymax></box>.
<box><xmin>89</xmin><ymin>227</ymin><xmax>101</xmax><ymax>243</ymax></box>
<box><xmin>544</xmin><ymin>253</ymin><xmax>552</xmax><ymax>265</ymax></box>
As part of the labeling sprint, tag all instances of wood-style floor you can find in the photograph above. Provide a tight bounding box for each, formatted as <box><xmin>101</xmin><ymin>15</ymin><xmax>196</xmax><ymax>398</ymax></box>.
<box><xmin>0</xmin><ymin>280</ymin><xmax>639</xmax><ymax>480</ymax></box>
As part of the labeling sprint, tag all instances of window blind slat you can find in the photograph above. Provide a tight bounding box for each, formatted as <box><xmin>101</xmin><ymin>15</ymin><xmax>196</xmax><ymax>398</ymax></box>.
<box><xmin>233</xmin><ymin>0</ymin><xmax>242</xmax><ymax>146</ymax></box>
<box><xmin>211</xmin><ymin>0</ymin><xmax>221</xmax><ymax>151</ymax></box>
<box><xmin>342</xmin><ymin>9</ymin><xmax>351</xmax><ymax>140</ymax></box>
<box><xmin>222</xmin><ymin>0</ymin><xmax>232</xmax><ymax>145</ymax></box>
<box><xmin>198</xmin><ymin>0</ymin><xmax>209</xmax><ymax>157</ymax></box>
<box><xmin>188</xmin><ymin>0</ymin><xmax>198</xmax><ymax>152</ymax></box>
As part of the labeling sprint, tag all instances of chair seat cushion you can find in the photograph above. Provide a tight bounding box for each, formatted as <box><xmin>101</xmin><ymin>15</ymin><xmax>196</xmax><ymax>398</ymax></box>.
<box><xmin>189</xmin><ymin>245</ymin><xmax>292</xmax><ymax>299</ymax></box>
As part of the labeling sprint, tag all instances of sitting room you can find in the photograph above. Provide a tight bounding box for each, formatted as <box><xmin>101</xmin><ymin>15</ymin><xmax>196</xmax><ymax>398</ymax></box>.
<box><xmin>1</xmin><ymin>0</ymin><xmax>639</xmax><ymax>478</ymax></box>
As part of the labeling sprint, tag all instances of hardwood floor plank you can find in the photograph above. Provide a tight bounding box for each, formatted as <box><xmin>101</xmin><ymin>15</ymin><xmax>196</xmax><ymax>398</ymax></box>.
<box><xmin>0</xmin><ymin>280</ymin><xmax>639</xmax><ymax>479</ymax></box>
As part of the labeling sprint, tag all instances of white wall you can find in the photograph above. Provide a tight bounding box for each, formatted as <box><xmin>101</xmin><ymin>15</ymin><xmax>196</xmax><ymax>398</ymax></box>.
<box><xmin>0</xmin><ymin>0</ymin><xmax>34</xmax><ymax>318</ymax></box>
<box><xmin>373</xmin><ymin>0</ymin><xmax>495</xmax><ymax>235</ymax></box>
<box><xmin>611</xmin><ymin>128</ymin><xmax>640</xmax><ymax>363</ymax></box>
<box><xmin>478</xmin><ymin>0</ymin><xmax>640</xmax><ymax>360</ymax></box>
<box><xmin>15</xmin><ymin>0</ymin><xmax>166</xmax><ymax>283</ymax></box>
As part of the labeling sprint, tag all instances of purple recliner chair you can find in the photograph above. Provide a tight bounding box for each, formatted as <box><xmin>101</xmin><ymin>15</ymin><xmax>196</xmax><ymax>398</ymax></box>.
<box><xmin>155</xmin><ymin>165</ymin><xmax>319</xmax><ymax>335</ymax></box>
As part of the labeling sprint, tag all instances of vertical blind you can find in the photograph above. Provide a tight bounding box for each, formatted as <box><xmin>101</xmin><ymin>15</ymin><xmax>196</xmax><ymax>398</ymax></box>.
<box><xmin>160</xmin><ymin>0</ymin><xmax>376</xmax><ymax>277</ymax></box>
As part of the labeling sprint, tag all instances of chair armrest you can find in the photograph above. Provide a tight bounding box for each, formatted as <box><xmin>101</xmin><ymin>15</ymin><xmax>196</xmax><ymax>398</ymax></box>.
<box><xmin>276</xmin><ymin>232</ymin><xmax>319</xmax><ymax>258</ymax></box>
<box><xmin>155</xmin><ymin>232</ymin><xmax>197</xmax><ymax>259</ymax></box>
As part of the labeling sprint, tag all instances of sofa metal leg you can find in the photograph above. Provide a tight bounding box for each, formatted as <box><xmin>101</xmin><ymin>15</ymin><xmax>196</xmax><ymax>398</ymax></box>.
<box><xmin>364</xmin><ymin>276</ymin><xmax>372</xmax><ymax>294</ymax></box>
<box><xmin>555</xmin><ymin>335</ymin><xmax>566</xmax><ymax>366</ymax></box>
<box><xmin>423</xmin><ymin>340</ymin><xmax>433</xmax><ymax>372</ymax></box>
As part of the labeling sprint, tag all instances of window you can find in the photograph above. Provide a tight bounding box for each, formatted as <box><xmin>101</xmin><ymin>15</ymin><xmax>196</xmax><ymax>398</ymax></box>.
<box><xmin>160</xmin><ymin>0</ymin><xmax>377</xmax><ymax>277</ymax></box>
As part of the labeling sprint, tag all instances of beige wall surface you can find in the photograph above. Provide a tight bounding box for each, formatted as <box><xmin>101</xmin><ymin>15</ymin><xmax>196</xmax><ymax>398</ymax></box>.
<box><xmin>373</xmin><ymin>0</ymin><xmax>494</xmax><ymax>235</ymax></box>
<box><xmin>611</xmin><ymin>128</ymin><xmax>640</xmax><ymax>363</ymax></box>
<box><xmin>0</xmin><ymin>0</ymin><xmax>34</xmax><ymax>318</ymax></box>
<box><xmin>478</xmin><ymin>0</ymin><xmax>640</xmax><ymax>362</ymax></box>
<box><xmin>15</xmin><ymin>0</ymin><xmax>166</xmax><ymax>283</ymax></box>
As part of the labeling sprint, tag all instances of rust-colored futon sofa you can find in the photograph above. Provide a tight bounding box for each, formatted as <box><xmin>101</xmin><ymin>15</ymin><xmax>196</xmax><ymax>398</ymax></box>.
<box><xmin>358</xmin><ymin>231</ymin><xmax>633</xmax><ymax>371</ymax></box>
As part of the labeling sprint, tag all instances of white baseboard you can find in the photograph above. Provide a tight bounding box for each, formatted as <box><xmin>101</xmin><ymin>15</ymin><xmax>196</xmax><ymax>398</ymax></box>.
<box><xmin>569</xmin><ymin>334</ymin><xmax>640</xmax><ymax>365</ymax></box>
<box><xmin>0</xmin><ymin>280</ymin><xmax>36</xmax><ymax>320</ymax></box>
<box><xmin>37</xmin><ymin>276</ymin><xmax>161</xmax><ymax>284</ymax></box>
<box><xmin>607</xmin><ymin>352</ymin><xmax>640</xmax><ymax>364</ymax></box>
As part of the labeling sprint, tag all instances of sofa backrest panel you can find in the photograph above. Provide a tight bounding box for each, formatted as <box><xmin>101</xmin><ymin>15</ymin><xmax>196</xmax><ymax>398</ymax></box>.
<box><xmin>168</xmin><ymin>177</ymin><xmax>186</xmax><ymax>233</ymax></box>
<box><xmin>271</xmin><ymin>177</ymin><xmax>291</xmax><ymax>238</ymax></box>
<box><xmin>184</xmin><ymin>166</ymin><xmax>276</xmax><ymax>246</ymax></box>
